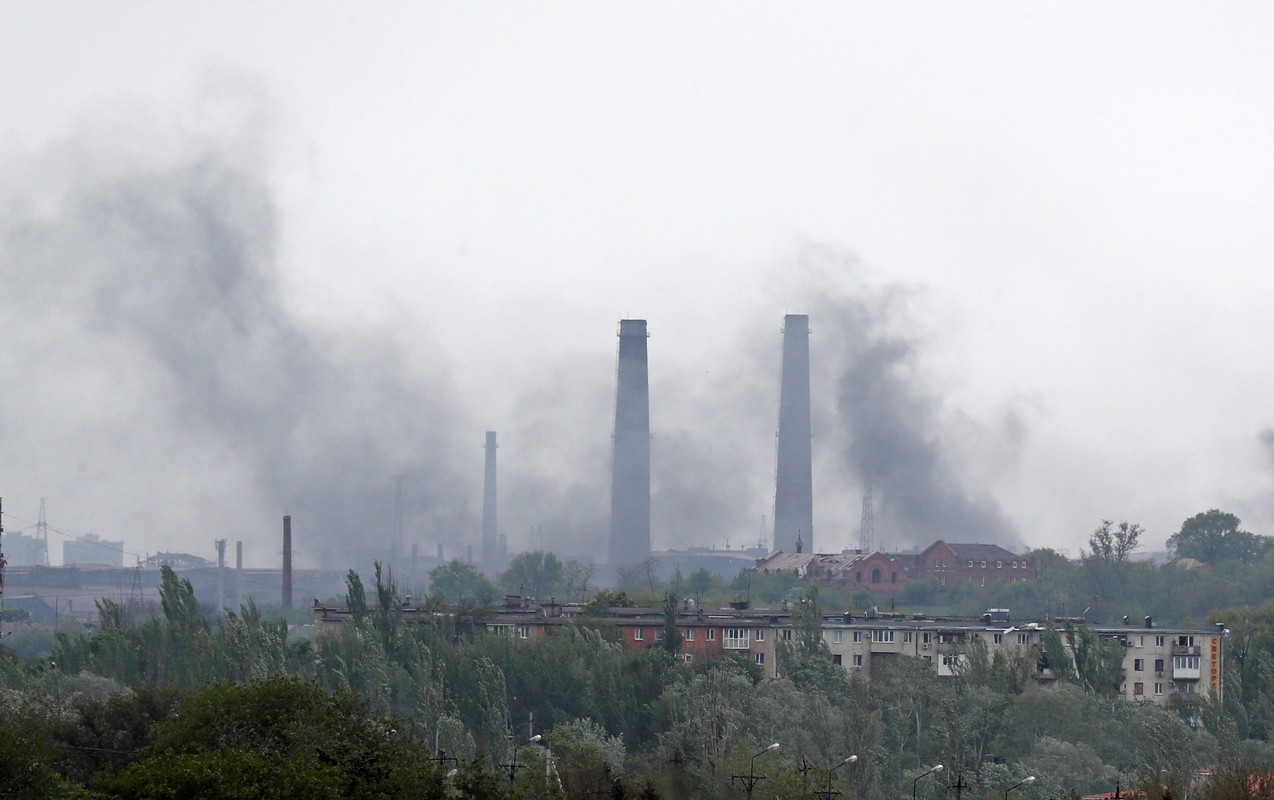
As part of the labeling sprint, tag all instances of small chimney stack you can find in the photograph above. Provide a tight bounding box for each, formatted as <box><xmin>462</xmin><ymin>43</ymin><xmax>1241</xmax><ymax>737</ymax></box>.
<box><xmin>282</xmin><ymin>515</ymin><xmax>293</xmax><ymax>610</ymax></box>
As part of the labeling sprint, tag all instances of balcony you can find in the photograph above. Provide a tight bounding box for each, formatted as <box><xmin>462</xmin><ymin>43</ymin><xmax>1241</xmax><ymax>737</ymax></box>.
<box><xmin>1172</xmin><ymin>645</ymin><xmax>1201</xmax><ymax>656</ymax></box>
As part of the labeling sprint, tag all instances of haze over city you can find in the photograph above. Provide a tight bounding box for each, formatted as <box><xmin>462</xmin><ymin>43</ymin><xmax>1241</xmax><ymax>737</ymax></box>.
<box><xmin>2</xmin><ymin>3</ymin><xmax>1272</xmax><ymax>568</ymax></box>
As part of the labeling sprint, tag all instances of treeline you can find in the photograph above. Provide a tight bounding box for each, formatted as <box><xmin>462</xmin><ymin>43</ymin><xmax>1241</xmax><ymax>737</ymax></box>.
<box><xmin>8</xmin><ymin>563</ymin><xmax>1274</xmax><ymax>798</ymax></box>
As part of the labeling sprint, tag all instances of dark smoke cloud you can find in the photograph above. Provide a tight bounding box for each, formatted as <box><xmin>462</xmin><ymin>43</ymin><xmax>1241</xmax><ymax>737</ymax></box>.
<box><xmin>0</xmin><ymin>85</ymin><xmax>474</xmax><ymax>567</ymax></box>
<box><xmin>798</xmin><ymin>244</ymin><xmax>1023</xmax><ymax>550</ymax></box>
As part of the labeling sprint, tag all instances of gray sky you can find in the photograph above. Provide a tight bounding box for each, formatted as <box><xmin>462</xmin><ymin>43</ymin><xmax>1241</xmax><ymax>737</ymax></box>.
<box><xmin>2</xmin><ymin>3</ymin><xmax>1272</xmax><ymax>567</ymax></box>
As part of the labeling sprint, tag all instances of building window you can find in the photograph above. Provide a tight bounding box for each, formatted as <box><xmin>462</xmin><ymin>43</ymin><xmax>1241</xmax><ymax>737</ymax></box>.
<box><xmin>942</xmin><ymin>655</ymin><xmax>960</xmax><ymax>668</ymax></box>
<box><xmin>922</xmin><ymin>632</ymin><xmax>932</xmax><ymax>644</ymax></box>
<box><xmin>781</xmin><ymin>629</ymin><xmax>792</xmax><ymax>641</ymax></box>
<box><xmin>518</xmin><ymin>626</ymin><xmax>530</xmax><ymax>639</ymax></box>
<box><xmin>993</xmin><ymin>633</ymin><xmax>1003</xmax><ymax>644</ymax></box>
<box><xmin>856</xmin><ymin>571</ymin><xmax>863</xmax><ymax>583</ymax></box>
<box><xmin>1017</xmin><ymin>633</ymin><xmax>1030</xmax><ymax>645</ymax></box>
<box><xmin>1174</xmin><ymin>655</ymin><xmax>1201</xmax><ymax>671</ymax></box>
<box><xmin>968</xmin><ymin>560</ymin><xmax>974</xmax><ymax>568</ymax></box>
<box><xmin>871</xmin><ymin>568</ymin><xmax>882</xmax><ymax>584</ymax></box>
<box><xmin>1155</xmin><ymin>658</ymin><xmax>1164</xmax><ymax>673</ymax></box>
<box><xmin>492</xmin><ymin>625</ymin><xmax>513</xmax><ymax>637</ymax></box>
<box><xmin>1012</xmin><ymin>561</ymin><xmax>1018</xmax><ymax>568</ymax></box>
<box><xmin>871</xmin><ymin>630</ymin><xmax>895</xmax><ymax>643</ymax></box>
<box><xmin>684</xmin><ymin>628</ymin><xmax>695</xmax><ymax>641</ymax></box>
<box><xmin>833</xmin><ymin>630</ymin><xmax>843</xmax><ymax>643</ymax></box>
<box><xmin>1155</xmin><ymin>682</ymin><xmax>1164</xmax><ymax>696</ymax></box>
<box><xmin>832</xmin><ymin>654</ymin><xmax>842</xmax><ymax>665</ymax></box>
<box><xmin>754</xmin><ymin>652</ymin><xmax>765</xmax><ymax>665</ymax></box>
<box><xmin>755</xmin><ymin>629</ymin><xmax>765</xmax><ymax>642</ymax></box>
<box><xmin>1178</xmin><ymin>635</ymin><xmax>1195</xmax><ymax>647</ymax></box>
<box><xmin>724</xmin><ymin>628</ymin><xmax>749</xmax><ymax>650</ymax></box>
<box><xmin>981</xmin><ymin>561</ymin><xmax>987</xmax><ymax>568</ymax></box>
<box><xmin>707</xmin><ymin>629</ymin><xmax>716</xmax><ymax>641</ymax></box>
<box><xmin>904</xmin><ymin>632</ymin><xmax>913</xmax><ymax>643</ymax></box>
<box><xmin>1134</xmin><ymin>659</ymin><xmax>1144</xmax><ymax>671</ymax></box>
<box><xmin>853</xmin><ymin>631</ymin><xmax>862</xmax><ymax>643</ymax></box>
<box><xmin>997</xmin><ymin>561</ymin><xmax>1002</xmax><ymax>568</ymax></box>
<box><xmin>853</xmin><ymin>654</ymin><xmax>863</xmax><ymax>667</ymax></box>
<box><xmin>634</xmin><ymin>628</ymin><xmax>644</xmax><ymax>641</ymax></box>
<box><xmin>1155</xmin><ymin>635</ymin><xmax>1166</xmax><ymax>647</ymax></box>
<box><xmin>1134</xmin><ymin>682</ymin><xmax>1144</xmax><ymax>696</ymax></box>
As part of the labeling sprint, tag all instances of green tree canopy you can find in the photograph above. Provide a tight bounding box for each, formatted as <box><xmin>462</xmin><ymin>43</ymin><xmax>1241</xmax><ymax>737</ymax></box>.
<box><xmin>1168</xmin><ymin>509</ymin><xmax>1271</xmax><ymax>564</ymax></box>
<box><xmin>427</xmin><ymin>560</ymin><xmax>498</xmax><ymax>605</ymax></box>
<box><xmin>498</xmin><ymin>550</ymin><xmax>564</xmax><ymax>600</ymax></box>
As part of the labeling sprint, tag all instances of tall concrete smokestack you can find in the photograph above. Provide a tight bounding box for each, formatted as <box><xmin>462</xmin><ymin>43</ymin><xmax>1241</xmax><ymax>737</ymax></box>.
<box><xmin>481</xmin><ymin>431</ymin><xmax>498</xmax><ymax>564</ymax></box>
<box><xmin>282</xmin><ymin>514</ymin><xmax>293</xmax><ymax>609</ymax></box>
<box><xmin>773</xmin><ymin>314</ymin><xmax>813</xmax><ymax>554</ymax></box>
<box><xmin>610</xmin><ymin>319</ymin><xmax>651</xmax><ymax>566</ymax></box>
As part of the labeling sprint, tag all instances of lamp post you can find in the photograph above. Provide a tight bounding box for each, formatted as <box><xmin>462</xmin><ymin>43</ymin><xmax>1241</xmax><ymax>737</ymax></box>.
<box><xmin>731</xmin><ymin>742</ymin><xmax>780</xmax><ymax>799</ymax></box>
<box><xmin>499</xmin><ymin>733</ymin><xmax>541</xmax><ymax>784</ymax></box>
<box><xmin>912</xmin><ymin>764</ymin><xmax>944</xmax><ymax>800</ymax></box>
<box><xmin>1005</xmin><ymin>776</ymin><xmax>1036</xmax><ymax>800</ymax></box>
<box><xmin>813</xmin><ymin>754</ymin><xmax>857</xmax><ymax>800</ymax></box>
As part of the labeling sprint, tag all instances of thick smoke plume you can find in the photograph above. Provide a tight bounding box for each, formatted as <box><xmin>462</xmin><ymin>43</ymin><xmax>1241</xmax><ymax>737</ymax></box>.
<box><xmin>800</xmin><ymin>245</ymin><xmax>1023</xmax><ymax>550</ymax></box>
<box><xmin>0</xmin><ymin>87</ymin><xmax>474</xmax><ymax>567</ymax></box>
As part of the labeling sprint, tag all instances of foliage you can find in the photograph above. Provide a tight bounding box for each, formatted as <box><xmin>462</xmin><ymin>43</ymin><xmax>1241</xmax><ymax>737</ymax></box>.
<box><xmin>500</xmin><ymin>551</ymin><xmax>565</xmax><ymax>601</ymax></box>
<box><xmin>1169</xmin><ymin>509</ymin><xmax>1272</xmax><ymax>565</ymax></box>
<box><xmin>428</xmin><ymin>560</ymin><xmax>499</xmax><ymax>605</ymax></box>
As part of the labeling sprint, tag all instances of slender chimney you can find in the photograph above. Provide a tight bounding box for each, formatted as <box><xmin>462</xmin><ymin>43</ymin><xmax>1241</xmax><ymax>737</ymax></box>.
<box><xmin>482</xmin><ymin>432</ymin><xmax>498</xmax><ymax>564</ymax></box>
<box><xmin>282</xmin><ymin>515</ymin><xmax>293</xmax><ymax>610</ymax></box>
<box><xmin>610</xmin><ymin>319</ymin><xmax>651</xmax><ymax>566</ymax></box>
<box><xmin>773</xmin><ymin>314</ymin><xmax>813</xmax><ymax>554</ymax></box>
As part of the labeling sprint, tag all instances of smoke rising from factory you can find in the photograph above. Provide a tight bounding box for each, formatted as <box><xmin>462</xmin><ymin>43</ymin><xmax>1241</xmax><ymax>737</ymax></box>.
<box><xmin>801</xmin><ymin>245</ymin><xmax>1024</xmax><ymax>550</ymax></box>
<box><xmin>0</xmin><ymin>85</ymin><xmax>1138</xmax><ymax>566</ymax></box>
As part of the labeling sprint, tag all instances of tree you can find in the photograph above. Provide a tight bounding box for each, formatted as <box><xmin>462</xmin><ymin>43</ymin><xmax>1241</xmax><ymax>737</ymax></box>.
<box><xmin>660</xmin><ymin>593</ymin><xmax>683</xmax><ymax>657</ymax></box>
<box><xmin>427</xmin><ymin>560</ymin><xmax>498</xmax><ymax>605</ymax></box>
<box><xmin>582</xmin><ymin>589</ymin><xmax>636</xmax><ymax>617</ymax></box>
<box><xmin>499</xmin><ymin>551</ymin><xmax>564</xmax><ymax>600</ymax></box>
<box><xmin>1086</xmin><ymin>520</ymin><xmax>1142</xmax><ymax>563</ymax></box>
<box><xmin>562</xmin><ymin>559</ymin><xmax>596</xmax><ymax>602</ymax></box>
<box><xmin>1168</xmin><ymin>509</ymin><xmax>1272</xmax><ymax>564</ymax></box>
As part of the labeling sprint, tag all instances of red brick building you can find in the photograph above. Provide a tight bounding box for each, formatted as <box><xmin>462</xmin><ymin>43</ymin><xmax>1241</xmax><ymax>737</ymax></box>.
<box><xmin>913</xmin><ymin>541</ymin><xmax>1035</xmax><ymax>587</ymax></box>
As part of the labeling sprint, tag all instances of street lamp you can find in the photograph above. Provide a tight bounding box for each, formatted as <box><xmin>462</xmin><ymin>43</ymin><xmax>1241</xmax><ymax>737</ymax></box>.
<box><xmin>814</xmin><ymin>754</ymin><xmax>857</xmax><ymax>800</ymax></box>
<box><xmin>912</xmin><ymin>764</ymin><xmax>944</xmax><ymax>800</ymax></box>
<box><xmin>499</xmin><ymin>734</ymin><xmax>542</xmax><ymax>784</ymax></box>
<box><xmin>731</xmin><ymin>742</ymin><xmax>780</xmax><ymax>799</ymax></box>
<box><xmin>1005</xmin><ymin>776</ymin><xmax>1036</xmax><ymax>800</ymax></box>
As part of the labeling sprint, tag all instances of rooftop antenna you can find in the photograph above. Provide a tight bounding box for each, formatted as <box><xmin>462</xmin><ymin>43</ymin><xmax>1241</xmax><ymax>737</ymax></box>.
<box><xmin>859</xmin><ymin>473</ymin><xmax>875</xmax><ymax>554</ymax></box>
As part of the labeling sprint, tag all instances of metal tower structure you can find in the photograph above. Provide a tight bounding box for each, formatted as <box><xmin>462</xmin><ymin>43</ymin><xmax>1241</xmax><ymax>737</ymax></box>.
<box><xmin>773</xmin><ymin>314</ymin><xmax>814</xmax><ymax>554</ymax></box>
<box><xmin>609</xmin><ymin>319</ymin><xmax>651</xmax><ymax>566</ymax></box>
<box><xmin>0</xmin><ymin>497</ymin><xmax>6</xmax><ymax>640</ymax></box>
<box><xmin>859</xmin><ymin>474</ymin><xmax>875</xmax><ymax>554</ymax></box>
<box><xmin>481</xmin><ymin>432</ymin><xmax>499</xmax><ymax>564</ymax></box>
<box><xmin>35</xmin><ymin>498</ymin><xmax>50</xmax><ymax>566</ymax></box>
<box><xmin>391</xmin><ymin>475</ymin><xmax>404</xmax><ymax>567</ymax></box>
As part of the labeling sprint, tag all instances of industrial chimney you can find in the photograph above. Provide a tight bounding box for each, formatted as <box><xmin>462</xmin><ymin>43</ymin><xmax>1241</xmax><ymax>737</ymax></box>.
<box><xmin>481</xmin><ymin>431</ymin><xmax>498</xmax><ymax>564</ymax></box>
<box><xmin>282</xmin><ymin>514</ymin><xmax>293</xmax><ymax>610</ymax></box>
<box><xmin>609</xmin><ymin>319</ymin><xmax>651</xmax><ymax>566</ymax></box>
<box><xmin>773</xmin><ymin>314</ymin><xmax>813</xmax><ymax>554</ymax></box>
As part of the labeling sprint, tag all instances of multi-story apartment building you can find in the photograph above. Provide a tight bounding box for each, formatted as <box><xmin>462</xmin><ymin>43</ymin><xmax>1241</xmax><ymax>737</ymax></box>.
<box><xmin>312</xmin><ymin>600</ymin><xmax>1221</xmax><ymax>707</ymax></box>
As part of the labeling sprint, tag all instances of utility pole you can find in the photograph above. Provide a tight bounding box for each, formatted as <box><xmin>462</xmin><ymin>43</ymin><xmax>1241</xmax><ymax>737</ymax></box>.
<box><xmin>1</xmin><ymin>497</ymin><xmax>6</xmax><ymax>641</ymax></box>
